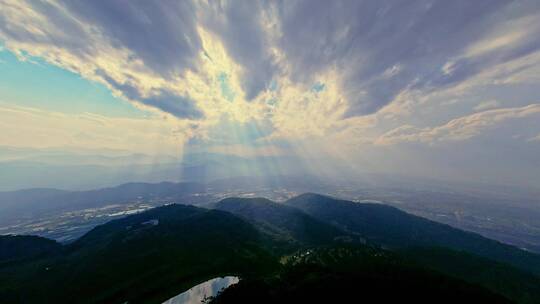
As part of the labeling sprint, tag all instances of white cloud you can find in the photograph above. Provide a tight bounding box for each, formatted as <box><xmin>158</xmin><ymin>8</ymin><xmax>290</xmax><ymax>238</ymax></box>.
<box><xmin>474</xmin><ymin>100</ymin><xmax>500</xmax><ymax>111</ymax></box>
<box><xmin>466</xmin><ymin>30</ymin><xmax>526</xmax><ymax>58</ymax></box>
<box><xmin>1</xmin><ymin>0</ymin><xmax>540</xmax><ymax>148</ymax></box>
<box><xmin>381</xmin><ymin>64</ymin><xmax>402</xmax><ymax>79</ymax></box>
<box><xmin>0</xmin><ymin>103</ymin><xmax>191</xmax><ymax>155</ymax></box>
<box><xmin>0</xmin><ymin>0</ymin><xmax>267</xmax><ymax>126</ymax></box>
<box><xmin>528</xmin><ymin>134</ymin><xmax>540</xmax><ymax>142</ymax></box>
<box><xmin>375</xmin><ymin>104</ymin><xmax>540</xmax><ymax>145</ymax></box>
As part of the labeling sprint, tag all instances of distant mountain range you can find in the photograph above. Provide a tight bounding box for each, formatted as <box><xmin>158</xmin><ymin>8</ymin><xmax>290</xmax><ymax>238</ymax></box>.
<box><xmin>2</xmin><ymin>177</ymin><xmax>540</xmax><ymax>254</ymax></box>
<box><xmin>0</xmin><ymin>176</ymin><xmax>328</xmax><ymax>226</ymax></box>
<box><xmin>0</xmin><ymin>182</ymin><xmax>206</xmax><ymax>225</ymax></box>
<box><xmin>1</xmin><ymin>194</ymin><xmax>540</xmax><ymax>303</ymax></box>
<box><xmin>0</xmin><ymin>146</ymin><xmax>311</xmax><ymax>191</ymax></box>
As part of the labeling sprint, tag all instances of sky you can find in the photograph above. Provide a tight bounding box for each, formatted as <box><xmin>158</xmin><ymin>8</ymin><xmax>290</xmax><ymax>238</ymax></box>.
<box><xmin>1</xmin><ymin>0</ymin><xmax>540</xmax><ymax>189</ymax></box>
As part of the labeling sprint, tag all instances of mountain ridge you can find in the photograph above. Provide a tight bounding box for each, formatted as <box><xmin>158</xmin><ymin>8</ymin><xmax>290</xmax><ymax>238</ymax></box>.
<box><xmin>285</xmin><ymin>193</ymin><xmax>540</xmax><ymax>276</ymax></box>
<box><xmin>2</xmin><ymin>194</ymin><xmax>540</xmax><ymax>303</ymax></box>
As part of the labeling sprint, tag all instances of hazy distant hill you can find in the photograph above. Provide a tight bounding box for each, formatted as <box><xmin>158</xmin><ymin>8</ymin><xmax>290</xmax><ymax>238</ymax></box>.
<box><xmin>0</xmin><ymin>176</ymin><xmax>325</xmax><ymax>226</ymax></box>
<box><xmin>0</xmin><ymin>182</ymin><xmax>206</xmax><ymax>225</ymax></box>
<box><xmin>0</xmin><ymin>148</ymin><xmax>309</xmax><ymax>191</ymax></box>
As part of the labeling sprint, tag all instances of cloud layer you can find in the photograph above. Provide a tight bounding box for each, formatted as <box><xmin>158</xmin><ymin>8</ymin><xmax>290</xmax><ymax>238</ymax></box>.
<box><xmin>0</xmin><ymin>103</ymin><xmax>191</xmax><ymax>154</ymax></box>
<box><xmin>1</xmin><ymin>0</ymin><xmax>540</xmax><ymax>153</ymax></box>
<box><xmin>376</xmin><ymin>104</ymin><xmax>540</xmax><ymax>145</ymax></box>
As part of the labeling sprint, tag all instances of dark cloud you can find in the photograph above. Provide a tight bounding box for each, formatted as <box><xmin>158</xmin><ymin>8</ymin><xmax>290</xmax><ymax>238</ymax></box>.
<box><xmin>3</xmin><ymin>0</ymin><xmax>540</xmax><ymax>121</ymax></box>
<box><xmin>60</xmin><ymin>0</ymin><xmax>202</xmax><ymax>76</ymax></box>
<box><xmin>99</xmin><ymin>72</ymin><xmax>204</xmax><ymax>120</ymax></box>
<box><xmin>62</xmin><ymin>0</ymin><xmax>279</xmax><ymax>102</ymax></box>
<box><xmin>274</xmin><ymin>0</ymin><xmax>540</xmax><ymax>117</ymax></box>
<box><xmin>141</xmin><ymin>90</ymin><xmax>205</xmax><ymax>120</ymax></box>
<box><xmin>1</xmin><ymin>0</ymin><xmax>205</xmax><ymax>119</ymax></box>
<box><xmin>200</xmin><ymin>1</ymin><xmax>278</xmax><ymax>100</ymax></box>
<box><xmin>0</xmin><ymin>1</ymin><xmax>89</xmax><ymax>54</ymax></box>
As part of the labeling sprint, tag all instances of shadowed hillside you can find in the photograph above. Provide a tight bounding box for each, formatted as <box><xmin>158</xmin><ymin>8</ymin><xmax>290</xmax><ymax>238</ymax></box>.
<box><xmin>0</xmin><ymin>204</ymin><xmax>276</xmax><ymax>304</ymax></box>
<box><xmin>2</xmin><ymin>196</ymin><xmax>540</xmax><ymax>303</ymax></box>
<box><xmin>285</xmin><ymin>193</ymin><xmax>540</xmax><ymax>276</ymax></box>
<box><xmin>214</xmin><ymin>197</ymin><xmax>350</xmax><ymax>252</ymax></box>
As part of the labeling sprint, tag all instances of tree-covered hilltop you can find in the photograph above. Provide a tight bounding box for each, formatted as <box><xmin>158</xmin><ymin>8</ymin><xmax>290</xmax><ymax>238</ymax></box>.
<box><xmin>0</xmin><ymin>235</ymin><xmax>61</xmax><ymax>265</ymax></box>
<box><xmin>214</xmin><ymin>195</ymin><xmax>540</xmax><ymax>304</ymax></box>
<box><xmin>0</xmin><ymin>204</ymin><xmax>277</xmax><ymax>304</ymax></box>
<box><xmin>400</xmin><ymin>247</ymin><xmax>540</xmax><ymax>304</ymax></box>
<box><xmin>213</xmin><ymin>197</ymin><xmax>351</xmax><ymax>253</ymax></box>
<box><xmin>285</xmin><ymin>193</ymin><xmax>540</xmax><ymax>275</ymax></box>
<box><xmin>210</xmin><ymin>246</ymin><xmax>511</xmax><ymax>304</ymax></box>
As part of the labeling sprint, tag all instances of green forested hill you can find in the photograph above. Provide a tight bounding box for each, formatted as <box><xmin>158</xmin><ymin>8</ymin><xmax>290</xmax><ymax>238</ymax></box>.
<box><xmin>285</xmin><ymin>193</ymin><xmax>540</xmax><ymax>276</ymax></box>
<box><xmin>401</xmin><ymin>247</ymin><xmax>540</xmax><ymax>304</ymax></box>
<box><xmin>0</xmin><ymin>235</ymin><xmax>61</xmax><ymax>264</ymax></box>
<box><xmin>2</xmin><ymin>195</ymin><xmax>540</xmax><ymax>304</ymax></box>
<box><xmin>211</xmin><ymin>246</ymin><xmax>511</xmax><ymax>304</ymax></box>
<box><xmin>0</xmin><ymin>204</ymin><xmax>276</xmax><ymax>304</ymax></box>
<box><xmin>213</xmin><ymin>197</ymin><xmax>350</xmax><ymax>252</ymax></box>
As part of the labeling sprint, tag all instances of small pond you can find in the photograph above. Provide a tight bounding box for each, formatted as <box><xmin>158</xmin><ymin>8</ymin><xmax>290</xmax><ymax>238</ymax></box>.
<box><xmin>162</xmin><ymin>276</ymin><xmax>240</xmax><ymax>304</ymax></box>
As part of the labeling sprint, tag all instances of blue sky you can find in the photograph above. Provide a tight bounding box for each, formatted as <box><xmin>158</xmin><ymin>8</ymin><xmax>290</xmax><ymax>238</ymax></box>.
<box><xmin>1</xmin><ymin>0</ymin><xmax>540</xmax><ymax>188</ymax></box>
<box><xmin>0</xmin><ymin>46</ymin><xmax>146</xmax><ymax>118</ymax></box>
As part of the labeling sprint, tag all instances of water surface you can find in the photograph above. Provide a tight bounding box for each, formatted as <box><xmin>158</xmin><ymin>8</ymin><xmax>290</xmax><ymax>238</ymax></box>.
<box><xmin>162</xmin><ymin>276</ymin><xmax>239</xmax><ymax>304</ymax></box>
